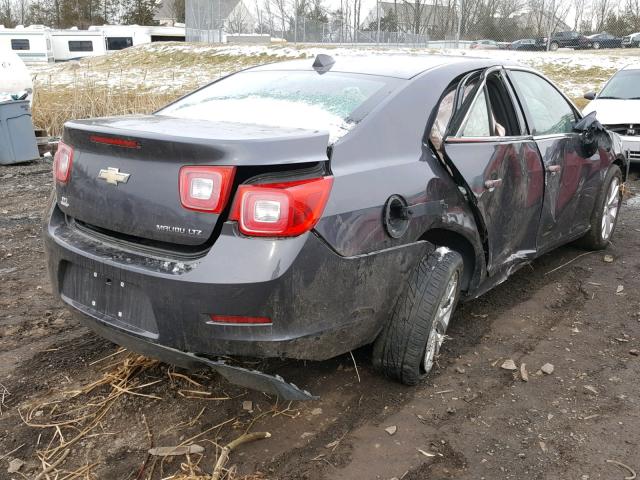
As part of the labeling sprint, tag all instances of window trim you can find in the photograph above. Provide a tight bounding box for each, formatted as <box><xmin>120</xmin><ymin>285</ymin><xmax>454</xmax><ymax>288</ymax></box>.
<box><xmin>10</xmin><ymin>38</ymin><xmax>30</xmax><ymax>51</ymax></box>
<box><xmin>68</xmin><ymin>40</ymin><xmax>95</xmax><ymax>52</ymax></box>
<box><xmin>505</xmin><ymin>67</ymin><xmax>581</xmax><ymax>138</ymax></box>
<box><xmin>447</xmin><ymin>66</ymin><xmax>530</xmax><ymax>143</ymax></box>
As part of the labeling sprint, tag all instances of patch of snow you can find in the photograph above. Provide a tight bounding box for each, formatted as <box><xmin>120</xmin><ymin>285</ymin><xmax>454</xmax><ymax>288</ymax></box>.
<box><xmin>434</xmin><ymin>246</ymin><xmax>452</xmax><ymax>260</ymax></box>
<box><xmin>162</xmin><ymin>96</ymin><xmax>351</xmax><ymax>142</ymax></box>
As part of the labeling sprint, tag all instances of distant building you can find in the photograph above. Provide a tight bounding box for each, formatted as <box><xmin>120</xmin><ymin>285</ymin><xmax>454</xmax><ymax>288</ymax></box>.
<box><xmin>185</xmin><ymin>0</ymin><xmax>257</xmax><ymax>42</ymax></box>
<box><xmin>361</xmin><ymin>1</ymin><xmax>452</xmax><ymax>35</ymax></box>
<box><xmin>509</xmin><ymin>10</ymin><xmax>571</xmax><ymax>35</ymax></box>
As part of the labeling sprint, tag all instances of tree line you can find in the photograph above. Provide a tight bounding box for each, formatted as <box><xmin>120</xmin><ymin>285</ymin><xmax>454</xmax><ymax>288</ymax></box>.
<box><xmin>0</xmin><ymin>0</ymin><xmax>163</xmax><ymax>29</ymax></box>
<box><xmin>2</xmin><ymin>0</ymin><xmax>640</xmax><ymax>40</ymax></box>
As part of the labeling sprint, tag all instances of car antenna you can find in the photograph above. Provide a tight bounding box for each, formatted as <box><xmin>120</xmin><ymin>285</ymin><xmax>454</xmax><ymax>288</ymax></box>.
<box><xmin>312</xmin><ymin>54</ymin><xmax>335</xmax><ymax>73</ymax></box>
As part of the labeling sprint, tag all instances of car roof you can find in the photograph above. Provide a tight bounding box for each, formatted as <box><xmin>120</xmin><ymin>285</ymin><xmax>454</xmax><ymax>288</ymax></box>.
<box><xmin>248</xmin><ymin>54</ymin><xmax>511</xmax><ymax>80</ymax></box>
<box><xmin>622</xmin><ymin>63</ymin><xmax>640</xmax><ymax>71</ymax></box>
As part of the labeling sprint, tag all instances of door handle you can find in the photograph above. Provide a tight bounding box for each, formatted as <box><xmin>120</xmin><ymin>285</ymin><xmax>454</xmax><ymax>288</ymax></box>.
<box><xmin>547</xmin><ymin>165</ymin><xmax>562</xmax><ymax>174</ymax></box>
<box><xmin>484</xmin><ymin>179</ymin><xmax>503</xmax><ymax>190</ymax></box>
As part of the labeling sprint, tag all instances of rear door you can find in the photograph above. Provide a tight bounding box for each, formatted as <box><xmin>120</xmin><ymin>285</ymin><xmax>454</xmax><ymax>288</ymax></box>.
<box><xmin>442</xmin><ymin>67</ymin><xmax>545</xmax><ymax>275</ymax></box>
<box><xmin>506</xmin><ymin>69</ymin><xmax>601</xmax><ymax>252</ymax></box>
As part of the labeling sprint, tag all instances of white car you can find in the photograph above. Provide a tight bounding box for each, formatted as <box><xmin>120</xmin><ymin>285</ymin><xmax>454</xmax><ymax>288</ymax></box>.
<box><xmin>622</xmin><ymin>32</ymin><xmax>640</xmax><ymax>48</ymax></box>
<box><xmin>583</xmin><ymin>64</ymin><xmax>640</xmax><ymax>162</ymax></box>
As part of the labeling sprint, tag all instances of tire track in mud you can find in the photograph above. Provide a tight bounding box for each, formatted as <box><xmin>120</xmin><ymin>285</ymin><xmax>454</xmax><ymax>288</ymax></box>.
<box><xmin>260</xmin><ymin>246</ymin><xmax>601</xmax><ymax>479</ymax></box>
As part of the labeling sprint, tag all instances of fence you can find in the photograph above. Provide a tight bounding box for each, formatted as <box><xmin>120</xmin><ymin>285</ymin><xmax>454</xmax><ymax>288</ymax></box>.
<box><xmin>185</xmin><ymin>0</ymin><xmax>640</xmax><ymax>49</ymax></box>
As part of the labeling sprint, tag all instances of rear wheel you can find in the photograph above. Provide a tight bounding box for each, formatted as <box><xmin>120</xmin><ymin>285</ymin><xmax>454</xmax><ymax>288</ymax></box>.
<box><xmin>550</xmin><ymin>42</ymin><xmax>559</xmax><ymax>51</ymax></box>
<box><xmin>578</xmin><ymin>165</ymin><xmax>622</xmax><ymax>250</ymax></box>
<box><xmin>593</xmin><ymin>41</ymin><xmax>601</xmax><ymax>49</ymax></box>
<box><xmin>372</xmin><ymin>249</ymin><xmax>463</xmax><ymax>385</ymax></box>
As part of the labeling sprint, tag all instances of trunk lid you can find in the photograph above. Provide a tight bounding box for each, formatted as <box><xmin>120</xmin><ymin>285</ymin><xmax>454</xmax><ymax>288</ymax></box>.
<box><xmin>57</xmin><ymin>115</ymin><xmax>329</xmax><ymax>247</ymax></box>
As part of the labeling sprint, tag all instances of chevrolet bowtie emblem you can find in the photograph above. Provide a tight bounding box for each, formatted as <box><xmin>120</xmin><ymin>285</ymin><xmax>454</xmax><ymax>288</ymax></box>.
<box><xmin>98</xmin><ymin>167</ymin><xmax>130</xmax><ymax>186</ymax></box>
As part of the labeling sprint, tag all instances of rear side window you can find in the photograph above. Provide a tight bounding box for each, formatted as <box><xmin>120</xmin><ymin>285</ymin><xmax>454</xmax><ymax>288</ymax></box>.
<box><xmin>509</xmin><ymin>70</ymin><xmax>576</xmax><ymax>136</ymax></box>
<box><xmin>11</xmin><ymin>39</ymin><xmax>30</xmax><ymax>50</ymax></box>
<box><xmin>461</xmin><ymin>90</ymin><xmax>492</xmax><ymax>137</ymax></box>
<box><xmin>68</xmin><ymin>41</ymin><xmax>94</xmax><ymax>52</ymax></box>
<box><xmin>158</xmin><ymin>71</ymin><xmax>392</xmax><ymax>142</ymax></box>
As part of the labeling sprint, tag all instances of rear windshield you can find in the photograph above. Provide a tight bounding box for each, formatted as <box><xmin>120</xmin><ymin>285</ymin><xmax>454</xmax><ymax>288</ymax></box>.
<box><xmin>157</xmin><ymin>70</ymin><xmax>392</xmax><ymax>142</ymax></box>
<box><xmin>599</xmin><ymin>70</ymin><xmax>640</xmax><ymax>100</ymax></box>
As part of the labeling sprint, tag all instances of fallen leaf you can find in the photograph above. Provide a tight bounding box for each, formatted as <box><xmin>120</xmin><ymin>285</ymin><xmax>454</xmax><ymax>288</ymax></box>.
<box><xmin>501</xmin><ymin>359</ymin><xmax>517</xmax><ymax>371</ymax></box>
<box><xmin>584</xmin><ymin>385</ymin><xmax>599</xmax><ymax>395</ymax></box>
<box><xmin>616</xmin><ymin>285</ymin><xmax>624</xmax><ymax>294</ymax></box>
<box><xmin>385</xmin><ymin>425</ymin><xmax>397</xmax><ymax>435</ymax></box>
<box><xmin>149</xmin><ymin>445</ymin><xmax>204</xmax><ymax>456</ymax></box>
<box><xmin>310</xmin><ymin>408</ymin><xmax>323</xmax><ymax>416</ymax></box>
<box><xmin>520</xmin><ymin>363</ymin><xmax>529</xmax><ymax>382</ymax></box>
<box><xmin>325</xmin><ymin>440</ymin><xmax>340</xmax><ymax>449</ymax></box>
<box><xmin>603</xmin><ymin>255</ymin><xmax>614</xmax><ymax>263</ymax></box>
<box><xmin>242</xmin><ymin>400</ymin><xmax>253</xmax><ymax>411</ymax></box>
<box><xmin>539</xmin><ymin>441</ymin><xmax>548</xmax><ymax>453</ymax></box>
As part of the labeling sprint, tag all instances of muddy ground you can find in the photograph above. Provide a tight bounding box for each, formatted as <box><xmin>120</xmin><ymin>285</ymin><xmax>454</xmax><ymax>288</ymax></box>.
<box><xmin>1</xmin><ymin>160</ymin><xmax>639</xmax><ymax>480</ymax></box>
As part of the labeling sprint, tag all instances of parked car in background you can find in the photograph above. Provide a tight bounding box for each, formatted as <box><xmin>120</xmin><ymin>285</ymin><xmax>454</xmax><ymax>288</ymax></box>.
<box><xmin>510</xmin><ymin>38</ymin><xmax>543</xmax><ymax>51</ymax></box>
<box><xmin>470</xmin><ymin>39</ymin><xmax>501</xmax><ymax>50</ymax></box>
<box><xmin>536</xmin><ymin>31</ymin><xmax>593</xmax><ymax>50</ymax></box>
<box><xmin>622</xmin><ymin>32</ymin><xmax>640</xmax><ymax>48</ymax></box>
<box><xmin>588</xmin><ymin>32</ymin><xmax>622</xmax><ymax>49</ymax></box>
<box><xmin>44</xmin><ymin>55</ymin><xmax>628</xmax><ymax>398</ymax></box>
<box><xmin>583</xmin><ymin>64</ymin><xmax>640</xmax><ymax>162</ymax></box>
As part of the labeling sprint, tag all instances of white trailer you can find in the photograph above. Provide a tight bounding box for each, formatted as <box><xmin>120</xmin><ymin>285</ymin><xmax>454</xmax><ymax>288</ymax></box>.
<box><xmin>50</xmin><ymin>29</ymin><xmax>106</xmax><ymax>61</ymax></box>
<box><xmin>89</xmin><ymin>25</ymin><xmax>185</xmax><ymax>51</ymax></box>
<box><xmin>0</xmin><ymin>25</ymin><xmax>54</xmax><ymax>63</ymax></box>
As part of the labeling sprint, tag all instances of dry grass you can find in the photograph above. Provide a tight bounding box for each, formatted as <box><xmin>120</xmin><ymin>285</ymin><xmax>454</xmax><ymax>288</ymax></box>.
<box><xmin>21</xmin><ymin>351</ymin><xmax>161</xmax><ymax>479</ymax></box>
<box><xmin>31</xmin><ymin>85</ymin><xmax>182</xmax><ymax>137</ymax></box>
<box><xmin>18</xmin><ymin>350</ymin><xmax>295</xmax><ymax>480</ymax></box>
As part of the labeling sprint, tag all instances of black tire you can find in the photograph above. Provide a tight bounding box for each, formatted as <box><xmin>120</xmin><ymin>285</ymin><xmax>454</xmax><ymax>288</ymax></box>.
<box><xmin>578</xmin><ymin>165</ymin><xmax>622</xmax><ymax>250</ymax></box>
<box><xmin>372</xmin><ymin>249</ymin><xmax>463</xmax><ymax>385</ymax></box>
<box><xmin>550</xmin><ymin>42</ymin><xmax>559</xmax><ymax>51</ymax></box>
<box><xmin>593</xmin><ymin>42</ymin><xmax>600</xmax><ymax>49</ymax></box>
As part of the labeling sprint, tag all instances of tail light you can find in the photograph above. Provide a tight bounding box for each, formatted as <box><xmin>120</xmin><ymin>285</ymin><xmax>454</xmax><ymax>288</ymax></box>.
<box><xmin>208</xmin><ymin>314</ymin><xmax>272</xmax><ymax>325</ymax></box>
<box><xmin>53</xmin><ymin>141</ymin><xmax>74</xmax><ymax>184</ymax></box>
<box><xmin>229</xmin><ymin>176</ymin><xmax>333</xmax><ymax>237</ymax></box>
<box><xmin>179</xmin><ymin>166</ymin><xmax>236</xmax><ymax>213</ymax></box>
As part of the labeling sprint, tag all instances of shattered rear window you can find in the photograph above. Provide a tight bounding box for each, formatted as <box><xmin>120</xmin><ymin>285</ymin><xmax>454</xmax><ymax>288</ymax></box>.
<box><xmin>157</xmin><ymin>71</ymin><xmax>390</xmax><ymax>143</ymax></box>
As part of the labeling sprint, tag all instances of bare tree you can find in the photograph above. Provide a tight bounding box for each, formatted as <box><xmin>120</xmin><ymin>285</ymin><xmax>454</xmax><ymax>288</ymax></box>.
<box><xmin>573</xmin><ymin>0</ymin><xmax>589</xmax><ymax>31</ymax></box>
<box><xmin>227</xmin><ymin>3</ymin><xmax>249</xmax><ymax>32</ymax></box>
<box><xmin>593</xmin><ymin>0</ymin><xmax>611</xmax><ymax>31</ymax></box>
<box><xmin>272</xmin><ymin>0</ymin><xmax>289</xmax><ymax>36</ymax></box>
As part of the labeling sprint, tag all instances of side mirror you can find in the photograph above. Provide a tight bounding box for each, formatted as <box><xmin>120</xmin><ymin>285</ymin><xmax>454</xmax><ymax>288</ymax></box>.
<box><xmin>584</xmin><ymin>92</ymin><xmax>596</xmax><ymax>100</ymax></box>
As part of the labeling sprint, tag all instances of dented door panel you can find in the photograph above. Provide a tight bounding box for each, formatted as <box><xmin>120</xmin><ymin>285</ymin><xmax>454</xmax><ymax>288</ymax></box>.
<box><xmin>443</xmin><ymin>139</ymin><xmax>544</xmax><ymax>274</ymax></box>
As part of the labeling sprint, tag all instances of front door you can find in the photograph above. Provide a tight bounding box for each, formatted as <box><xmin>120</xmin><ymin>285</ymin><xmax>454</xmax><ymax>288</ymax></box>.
<box><xmin>442</xmin><ymin>67</ymin><xmax>545</xmax><ymax>275</ymax></box>
<box><xmin>506</xmin><ymin>69</ymin><xmax>599</xmax><ymax>252</ymax></box>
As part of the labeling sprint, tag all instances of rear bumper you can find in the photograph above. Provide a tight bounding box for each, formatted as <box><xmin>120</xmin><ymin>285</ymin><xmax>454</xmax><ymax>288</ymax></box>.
<box><xmin>44</xmin><ymin>199</ymin><xmax>429</xmax><ymax>362</ymax></box>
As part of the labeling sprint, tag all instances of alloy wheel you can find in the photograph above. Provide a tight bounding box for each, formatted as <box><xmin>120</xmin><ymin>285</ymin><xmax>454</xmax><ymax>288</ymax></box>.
<box><xmin>423</xmin><ymin>271</ymin><xmax>459</xmax><ymax>373</ymax></box>
<box><xmin>601</xmin><ymin>177</ymin><xmax>620</xmax><ymax>241</ymax></box>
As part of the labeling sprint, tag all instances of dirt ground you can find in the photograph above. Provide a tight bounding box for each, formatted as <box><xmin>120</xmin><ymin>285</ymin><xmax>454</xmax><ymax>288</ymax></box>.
<box><xmin>1</xmin><ymin>159</ymin><xmax>639</xmax><ymax>480</ymax></box>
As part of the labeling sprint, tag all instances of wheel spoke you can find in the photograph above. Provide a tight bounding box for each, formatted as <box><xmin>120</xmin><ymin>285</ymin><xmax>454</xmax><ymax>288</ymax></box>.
<box><xmin>608</xmin><ymin>181</ymin><xmax>619</xmax><ymax>205</ymax></box>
